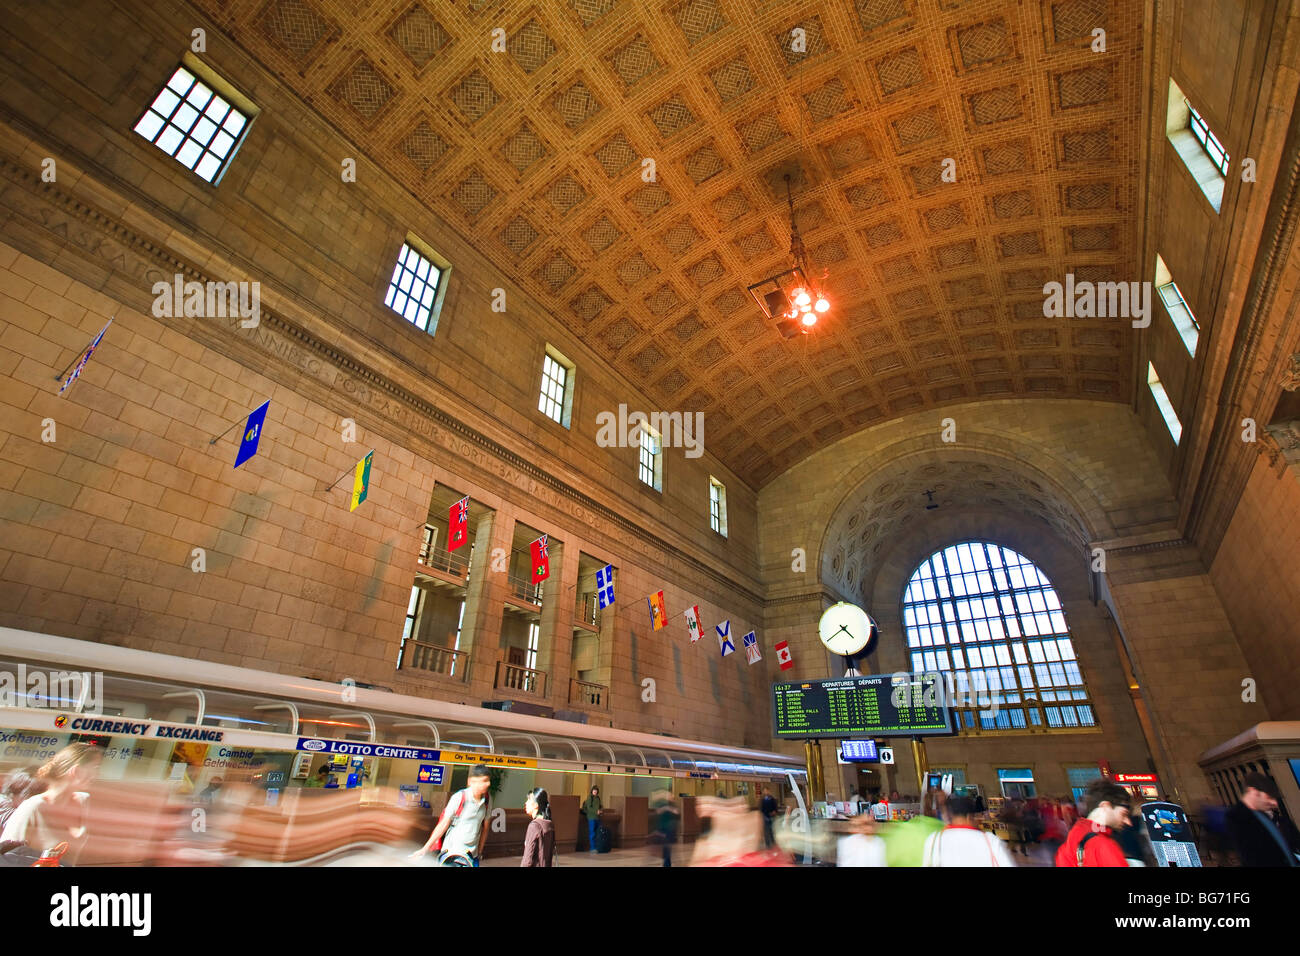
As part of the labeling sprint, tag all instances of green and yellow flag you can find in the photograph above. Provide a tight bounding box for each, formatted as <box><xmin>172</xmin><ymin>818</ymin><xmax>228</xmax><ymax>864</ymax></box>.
<box><xmin>350</xmin><ymin>450</ymin><xmax>374</xmax><ymax>512</ymax></box>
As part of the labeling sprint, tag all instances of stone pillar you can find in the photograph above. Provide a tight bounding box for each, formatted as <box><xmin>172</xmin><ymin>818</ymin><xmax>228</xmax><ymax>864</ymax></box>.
<box><xmin>459</xmin><ymin>509</ymin><xmax>514</xmax><ymax>699</ymax></box>
<box><xmin>536</xmin><ymin>538</ymin><xmax>575</xmax><ymax>707</ymax></box>
<box><xmin>1102</xmin><ymin>539</ymin><xmax>1262</xmax><ymax>808</ymax></box>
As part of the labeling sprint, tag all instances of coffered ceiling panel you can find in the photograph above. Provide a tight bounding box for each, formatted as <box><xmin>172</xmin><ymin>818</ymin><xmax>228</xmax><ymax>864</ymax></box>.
<box><xmin>197</xmin><ymin>0</ymin><xmax>1140</xmax><ymax>488</ymax></box>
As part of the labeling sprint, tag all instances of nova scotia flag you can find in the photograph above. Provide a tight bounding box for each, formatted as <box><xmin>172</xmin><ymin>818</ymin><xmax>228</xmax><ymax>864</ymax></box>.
<box><xmin>716</xmin><ymin>620</ymin><xmax>735</xmax><ymax>657</ymax></box>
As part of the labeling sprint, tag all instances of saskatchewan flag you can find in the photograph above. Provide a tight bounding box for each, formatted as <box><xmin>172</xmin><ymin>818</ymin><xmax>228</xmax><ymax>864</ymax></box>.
<box><xmin>349</xmin><ymin>450</ymin><xmax>374</xmax><ymax>512</ymax></box>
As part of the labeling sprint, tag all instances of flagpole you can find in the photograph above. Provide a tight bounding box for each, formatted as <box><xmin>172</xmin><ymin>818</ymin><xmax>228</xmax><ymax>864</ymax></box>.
<box><xmin>53</xmin><ymin>316</ymin><xmax>114</xmax><ymax>381</ymax></box>
<box><xmin>207</xmin><ymin>416</ymin><xmax>247</xmax><ymax>446</ymax></box>
<box><xmin>323</xmin><ymin>450</ymin><xmax>374</xmax><ymax>493</ymax></box>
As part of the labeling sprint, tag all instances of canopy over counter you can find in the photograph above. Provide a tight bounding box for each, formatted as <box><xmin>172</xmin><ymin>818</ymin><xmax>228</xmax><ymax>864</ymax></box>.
<box><xmin>0</xmin><ymin>628</ymin><xmax>804</xmax><ymax>783</ymax></box>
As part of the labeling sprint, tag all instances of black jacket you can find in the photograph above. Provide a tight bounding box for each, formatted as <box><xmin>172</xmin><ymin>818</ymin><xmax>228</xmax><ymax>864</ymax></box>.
<box><xmin>1225</xmin><ymin>802</ymin><xmax>1300</xmax><ymax>867</ymax></box>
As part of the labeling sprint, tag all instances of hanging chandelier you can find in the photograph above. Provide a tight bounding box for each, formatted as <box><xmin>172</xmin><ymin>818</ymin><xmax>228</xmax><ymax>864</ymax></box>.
<box><xmin>746</xmin><ymin>172</ymin><xmax>830</xmax><ymax>339</ymax></box>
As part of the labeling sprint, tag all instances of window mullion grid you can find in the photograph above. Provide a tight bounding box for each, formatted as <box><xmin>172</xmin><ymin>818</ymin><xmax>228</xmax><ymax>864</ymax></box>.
<box><xmin>932</xmin><ymin>552</ymin><xmax>974</xmax><ymax>736</ymax></box>
<box><xmin>985</xmin><ymin>544</ymin><xmax>1045</xmax><ymax>733</ymax></box>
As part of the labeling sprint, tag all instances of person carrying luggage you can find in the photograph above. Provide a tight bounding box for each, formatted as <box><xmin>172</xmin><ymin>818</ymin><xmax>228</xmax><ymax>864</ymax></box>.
<box><xmin>583</xmin><ymin>785</ymin><xmax>602</xmax><ymax>853</ymax></box>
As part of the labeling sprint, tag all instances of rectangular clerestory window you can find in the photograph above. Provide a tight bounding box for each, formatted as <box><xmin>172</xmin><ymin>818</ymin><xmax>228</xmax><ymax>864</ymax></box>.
<box><xmin>133</xmin><ymin>63</ymin><xmax>253</xmax><ymax>184</ymax></box>
<box><xmin>1147</xmin><ymin>362</ymin><xmax>1183</xmax><ymax>444</ymax></box>
<box><xmin>538</xmin><ymin>349</ymin><xmax>574</xmax><ymax>427</ymax></box>
<box><xmin>1166</xmin><ymin>78</ymin><xmax>1228</xmax><ymax>212</ymax></box>
<box><xmin>639</xmin><ymin>423</ymin><xmax>662</xmax><ymax>492</ymax></box>
<box><xmin>1154</xmin><ymin>255</ymin><xmax>1200</xmax><ymax>356</ymax></box>
<box><xmin>384</xmin><ymin>239</ymin><xmax>450</xmax><ymax>334</ymax></box>
<box><xmin>709</xmin><ymin>477</ymin><xmax>727</xmax><ymax>537</ymax></box>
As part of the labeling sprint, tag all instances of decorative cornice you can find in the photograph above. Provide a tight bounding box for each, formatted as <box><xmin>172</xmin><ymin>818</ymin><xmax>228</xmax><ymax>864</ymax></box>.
<box><xmin>763</xmin><ymin>588</ymin><xmax>836</xmax><ymax>610</ymax></box>
<box><xmin>1101</xmin><ymin>538</ymin><xmax>1194</xmax><ymax>558</ymax></box>
<box><xmin>0</xmin><ymin>156</ymin><xmax>768</xmax><ymax>611</ymax></box>
<box><xmin>1282</xmin><ymin>353</ymin><xmax>1300</xmax><ymax>391</ymax></box>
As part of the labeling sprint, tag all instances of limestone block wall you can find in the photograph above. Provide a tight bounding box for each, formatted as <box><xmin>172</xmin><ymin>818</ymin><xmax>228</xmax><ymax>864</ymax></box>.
<box><xmin>1210</xmin><ymin>455</ymin><xmax>1300</xmax><ymax>720</ymax></box>
<box><xmin>1101</xmin><ymin>541</ymin><xmax>1261</xmax><ymax>807</ymax></box>
<box><xmin>0</xmin><ymin>241</ymin><xmax>432</xmax><ymax>679</ymax></box>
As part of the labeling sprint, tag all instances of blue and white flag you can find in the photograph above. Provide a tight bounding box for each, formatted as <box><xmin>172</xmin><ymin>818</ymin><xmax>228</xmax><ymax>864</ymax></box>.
<box><xmin>596</xmin><ymin>564</ymin><xmax>615</xmax><ymax>609</ymax></box>
<box><xmin>58</xmin><ymin>319</ymin><xmax>111</xmax><ymax>395</ymax></box>
<box><xmin>234</xmin><ymin>400</ymin><xmax>269</xmax><ymax>468</ymax></box>
<box><xmin>743</xmin><ymin>631</ymin><xmax>761</xmax><ymax>665</ymax></box>
<box><xmin>716</xmin><ymin>620</ymin><xmax>734</xmax><ymax>657</ymax></box>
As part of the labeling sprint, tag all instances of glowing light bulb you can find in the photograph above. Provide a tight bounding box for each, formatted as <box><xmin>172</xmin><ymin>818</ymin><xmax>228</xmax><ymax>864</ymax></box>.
<box><xmin>814</xmin><ymin>297</ymin><xmax>830</xmax><ymax>313</ymax></box>
<box><xmin>794</xmin><ymin>289</ymin><xmax>812</xmax><ymax>307</ymax></box>
<box><xmin>801</xmin><ymin>313</ymin><xmax>817</xmax><ymax>327</ymax></box>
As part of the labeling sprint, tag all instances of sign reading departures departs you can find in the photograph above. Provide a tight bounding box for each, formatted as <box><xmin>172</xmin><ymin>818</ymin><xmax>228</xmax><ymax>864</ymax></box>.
<box><xmin>772</xmin><ymin>673</ymin><xmax>955</xmax><ymax>739</ymax></box>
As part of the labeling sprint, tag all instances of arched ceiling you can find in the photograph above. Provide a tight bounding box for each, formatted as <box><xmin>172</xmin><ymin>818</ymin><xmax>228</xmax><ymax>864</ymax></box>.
<box><xmin>198</xmin><ymin>0</ymin><xmax>1140</xmax><ymax>486</ymax></box>
<box><xmin>822</xmin><ymin>455</ymin><xmax>1091</xmax><ymax>603</ymax></box>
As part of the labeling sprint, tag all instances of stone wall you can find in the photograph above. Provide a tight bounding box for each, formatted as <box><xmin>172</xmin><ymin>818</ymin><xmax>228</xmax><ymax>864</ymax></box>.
<box><xmin>1211</xmin><ymin>454</ymin><xmax>1300</xmax><ymax>720</ymax></box>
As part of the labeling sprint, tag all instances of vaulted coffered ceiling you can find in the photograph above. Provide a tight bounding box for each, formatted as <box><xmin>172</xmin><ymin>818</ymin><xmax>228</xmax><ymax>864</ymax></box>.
<box><xmin>193</xmin><ymin>0</ymin><xmax>1140</xmax><ymax>486</ymax></box>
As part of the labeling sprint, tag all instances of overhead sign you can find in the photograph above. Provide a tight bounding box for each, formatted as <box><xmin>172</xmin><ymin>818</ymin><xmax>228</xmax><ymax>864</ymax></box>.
<box><xmin>0</xmin><ymin>708</ymin><xmax>281</xmax><ymax>751</ymax></box>
<box><xmin>439</xmin><ymin>750</ymin><xmax>537</xmax><ymax>769</ymax></box>
<box><xmin>880</xmin><ymin>748</ymin><xmax>895</xmax><ymax>765</ymax></box>
<box><xmin>296</xmin><ymin>738</ymin><xmax>441</xmax><ymax>761</ymax></box>
<box><xmin>1115</xmin><ymin>773</ymin><xmax>1158</xmax><ymax>783</ymax></box>
<box><xmin>772</xmin><ymin>673</ymin><xmax>954</xmax><ymax>739</ymax></box>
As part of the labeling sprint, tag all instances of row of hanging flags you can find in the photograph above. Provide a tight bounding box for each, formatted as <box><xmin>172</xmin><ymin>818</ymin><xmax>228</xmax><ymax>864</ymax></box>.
<box><xmin>446</xmin><ymin>491</ymin><xmax>793</xmax><ymax>670</ymax></box>
<box><xmin>57</xmin><ymin>320</ymin><xmax>383</xmax><ymax>510</ymax></box>
<box><xmin>59</xmin><ymin>323</ymin><xmax>792</xmax><ymax>670</ymax></box>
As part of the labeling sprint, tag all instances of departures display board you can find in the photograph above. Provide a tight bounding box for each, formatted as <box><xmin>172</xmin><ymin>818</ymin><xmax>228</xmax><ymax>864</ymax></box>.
<box><xmin>772</xmin><ymin>673</ymin><xmax>955</xmax><ymax>739</ymax></box>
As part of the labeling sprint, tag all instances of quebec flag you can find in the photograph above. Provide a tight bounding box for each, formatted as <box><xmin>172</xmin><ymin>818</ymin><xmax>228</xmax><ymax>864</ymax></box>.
<box><xmin>716</xmin><ymin>620</ymin><xmax>735</xmax><ymax>657</ymax></box>
<box><xmin>596</xmin><ymin>564</ymin><xmax>615</xmax><ymax>609</ymax></box>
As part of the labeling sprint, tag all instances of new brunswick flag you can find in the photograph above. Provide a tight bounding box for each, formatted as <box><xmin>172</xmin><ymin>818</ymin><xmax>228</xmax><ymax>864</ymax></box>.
<box><xmin>349</xmin><ymin>450</ymin><xmax>374</xmax><ymax>512</ymax></box>
<box><xmin>647</xmin><ymin>591</ymin><xmax>667</xmax><ymax>631</ymax></box>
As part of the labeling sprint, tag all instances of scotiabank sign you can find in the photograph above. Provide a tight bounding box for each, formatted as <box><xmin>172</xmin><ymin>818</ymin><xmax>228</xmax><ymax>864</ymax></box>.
<box><xmin>1115</xmin><ymin>773</ymin><xmax>1158</xmax><ymax>783</ymax></box>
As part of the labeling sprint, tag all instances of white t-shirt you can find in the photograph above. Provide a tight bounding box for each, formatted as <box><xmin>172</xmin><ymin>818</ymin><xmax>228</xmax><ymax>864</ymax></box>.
<box><xmin>837</xmin><ymin>833</ymin><xmax>887</xmax><ymax>867</ymax></box>
<box><xmin>922</xmin><ymin>826</ymin><xmax>1016</xmax><ymax>867</ymax></box>
<box><xmin>439</xmin><ymin>790</ymin><xmax>487</xmax><ymax>858</ymax></box>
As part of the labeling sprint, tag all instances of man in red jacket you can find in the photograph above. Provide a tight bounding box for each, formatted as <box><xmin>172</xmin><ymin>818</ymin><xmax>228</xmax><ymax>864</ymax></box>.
<box><xmin>1056</xmin><ymin>779</ymin><xmax>1133</xmax><ymax>867</ymax></box>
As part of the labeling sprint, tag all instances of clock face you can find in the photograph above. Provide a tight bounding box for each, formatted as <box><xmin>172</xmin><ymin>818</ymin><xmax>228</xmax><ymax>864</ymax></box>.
<box><xmin>818</xmin><ymin>602</ymin><xmax>876</xmax><ymax>657</ymax></box>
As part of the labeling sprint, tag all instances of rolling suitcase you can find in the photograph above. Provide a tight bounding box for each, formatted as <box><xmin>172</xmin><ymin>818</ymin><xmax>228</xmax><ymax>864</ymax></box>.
<box><xmin>594</xmin><ymin>824</ymin><xmax>612</xmax><ymax>854</ymax></box>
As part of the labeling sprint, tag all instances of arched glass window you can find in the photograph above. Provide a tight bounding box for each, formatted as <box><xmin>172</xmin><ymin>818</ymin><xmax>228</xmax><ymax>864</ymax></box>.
<box><xmin>901</xmin><ymin>541</ymin><xmax>1097</xmax><ymax>733</ymax></box>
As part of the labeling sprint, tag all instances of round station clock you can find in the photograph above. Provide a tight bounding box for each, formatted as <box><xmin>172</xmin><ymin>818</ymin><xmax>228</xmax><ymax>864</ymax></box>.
<box><xmin>818</xmin><ymin>602</ymin><xmax>877</xmax><ymax>658</ymax></box>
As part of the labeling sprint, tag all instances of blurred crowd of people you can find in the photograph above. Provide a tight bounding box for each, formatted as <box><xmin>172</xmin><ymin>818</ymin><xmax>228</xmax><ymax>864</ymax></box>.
<box><xmin>2</xmin><ymin>744</ymin><xmax>1296</xmax><ymax>867</ymax></box>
